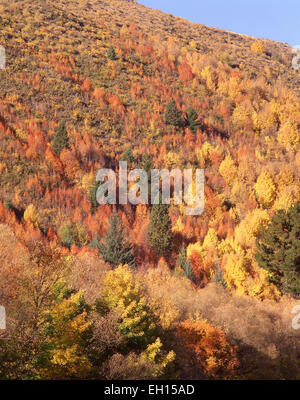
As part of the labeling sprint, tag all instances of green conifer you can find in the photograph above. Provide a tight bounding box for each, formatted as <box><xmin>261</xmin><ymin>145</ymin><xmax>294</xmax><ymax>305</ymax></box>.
<box><xmin>185</xmin><ymin>106</ymin><xmax>201</xmax><ymax>133</ymax></box>
<box><xmin>107</xmin><ymin>45</ymin><xmax>116</xmax><ymax>61</ymax></box>
<box><xmin>165</xmin><ymin>98</ymin><xmax>182</xmax><ymax>127</ymax></box>
<box><xmin>255</xmin><ymin>203</ymin><xmax>300</xmax><ymax>297</ymax></box>
<box><xmin>176</xmin><ymin>245</ymin><xmax>193</xmax><ymax>280</ymax></box>
<box><xmin>52</xmin><ymin>122</ymin><xmax>69</xmax><ymax>156</ymax></box>
<box><xmin>97</xmin><ymin>210</ymin><xmax>136</xmax><ymax>267</ymax></box>
<box><xmin>148</xmin><ymin>201</ymin><xmax>173</xmax><ymax>258</ymax></box>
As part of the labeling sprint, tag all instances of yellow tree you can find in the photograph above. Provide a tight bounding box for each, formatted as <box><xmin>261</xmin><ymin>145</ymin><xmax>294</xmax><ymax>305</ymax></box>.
<box><xmin>102</xmin><ymin>265</ymin><xmax>157</xmax><ymax>346</ymax></box>
<box><xmin>39</xmin><ymin>291</ymin><xmax>92</xmax><ymax>379</ymax></box>
<box><xmin>24</xmin><ymin>204</ymin><xmax>40</xmax><ymax>227</ymax></box>
<box><xmin>219</xmin><ymin>154</ymin><xmax>238</xmax><ymax>185</ymax></box>
<box><xmin>277</xmin><ymin>120</ymin><xmax>299</xmax><ymax>151</ymax></box>
<box><xmin>235</xmin><ymin>208</ymin><xmax>270</xmax><ymax>248</ymax></box>
<box><xmin>223</xmin><ymin>252</ymin><xmax>279</xmax><ymax>299</ymax></box>
<box><xmin>254</xmin><ymin>171</ymin><xmax>276</xmax><ymax>208</ymax></box>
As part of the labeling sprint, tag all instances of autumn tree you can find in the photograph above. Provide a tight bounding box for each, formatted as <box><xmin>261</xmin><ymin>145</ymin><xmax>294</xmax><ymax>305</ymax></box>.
<box><xmin>97</xmin><ymin>211</ymin><xmax>136</xmax><ymax>267</ymax></box>
<box><xmin>178</xmin><ymin>62</ymin><xmax>194</xmax><ymax>83</ymax></box>
<box><xmin>100</xmin><ymin>264</ymin><xmax>157</xmax><ymax>347</ymax></box>
<box><xmin>37</xmin><ymin>290</ymin><xmax>92</xmax><ymax>379</ymax></box>
<box><xmin>254</xmin><ymin>171</ymin><xmax>276</xmax><ymax>209</ymax></box>
<box><xmin>24</xmin><ymin>204</ymin><xmax>40</xmax><ymax>227</ymax></box>
<box><xmin>175</xmin><ymin>320</ymin><xmax>239</xmax><ymax>379</ymax></box>
<box><xmin>219</xmin><ymin>155</ymin><xmax>238</xmax><ymax>186</ymax></box>
<box><xmin>277</xmin><ymin>119</ymin><xmax>299</xmax><ymax>151</ymax></box>
<box><xmin>59</xmin><ymin>222</ymin><xmax>89</xmax><ymax>248</ymax></box>
<box><xmin>20</xmin><ymin>242</ymin><xmax>70</xmax><ymax>325</ymax></box>
<box><xmin>255</xmin><ymin>203</ymin><xmax>300</xmax><ymax>297</ymax></box>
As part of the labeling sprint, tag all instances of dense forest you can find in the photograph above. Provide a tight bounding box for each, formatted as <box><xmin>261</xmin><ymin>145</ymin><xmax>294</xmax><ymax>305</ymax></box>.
<box><xmin>0</xmin><ymin>0</ymin><xmax>299</xmax><ymax>380</ymax></box>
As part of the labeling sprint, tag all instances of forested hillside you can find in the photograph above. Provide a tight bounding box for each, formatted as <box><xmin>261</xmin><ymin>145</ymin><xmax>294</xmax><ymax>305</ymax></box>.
<box><xmin>0</xmin><ymin>0</ymin><xmax>299</xmax><ymax>380</ymax></box>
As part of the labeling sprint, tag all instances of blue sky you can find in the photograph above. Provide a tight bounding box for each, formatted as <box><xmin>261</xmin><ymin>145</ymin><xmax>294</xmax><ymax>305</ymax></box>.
<box><xmin>139</xmin><ymin>0</ymin><xmax>300</xmax><ymax>45</ymax></box>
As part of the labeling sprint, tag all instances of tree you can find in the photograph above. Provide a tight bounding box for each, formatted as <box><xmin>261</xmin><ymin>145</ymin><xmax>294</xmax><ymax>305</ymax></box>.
<box><xmin>178</xmin><ymin>62</ymin><xmax>194</xmax><ymax>83</ymax></box>
<box><xmin>37</xmin><ymin>291</ymin><xmax>92</xmax><ymax>379</ymax></box>
<box><xmin>175</xmin><ymin>320</ymin><xmax>239</xmax><ymax>379</ymax></box>
<box><xmin>254</xmin><ymin>171</ymin><xmax>276</xmax><ymax>209</ymax></box>
<box><xmin>277</xmin><ymin>119</ymin><xmax>299</xmax><ymax>151</ymax></box>
<box><xmin>148</xmin><ymin>202</ymin><xmax>173</xmax><ymax>258</ymax></box>
<box><xmin>176</xmin><ymin>245</ymin><xmax>193</xmax><ymax>280</ymax></box>
<box><xmin>219</xmin><ymin>154</ymin><xmax>237</xmax><ymax>185</ymax></box>
<box><xmin>107</xmin><ymin>45</ymin><xmax>116</xmax><ymax>61</ymax></box>
<box><xmin>184</xmin><ymin>106</ymin><xmax>200</xmax><ymax>133</ymax></box>
<box><xmin>52</xmin><ymin>122</ymin><xmax>69</xmax><ymax>156</ymax></box>
<box><xmin>255</xmin><ymin>203</ymin><xmax>300</xmax><ymax>297</ymax></box>
<box><xmin>59</xmin><ymin>222</ymin><xmax>89</xmax><ymax>248</ymax></box>
<box><xmin>165</xmin><ymin>98</ymin><xmax>182</xmax><ymax>127</ymax></box>
<box><xmin>24</xmin><ymin>204</ymin><xmax>40</xmax><ymax>227</ymax></box>
<box><xmin>97</xmin><ymin>211</ymin><xmax>136</xmax><ymax>267</ymax></box>
<box><xmin>101</xmin><ymin>264</ymin><xmax>157</xmax><ymax>347</ymax></box>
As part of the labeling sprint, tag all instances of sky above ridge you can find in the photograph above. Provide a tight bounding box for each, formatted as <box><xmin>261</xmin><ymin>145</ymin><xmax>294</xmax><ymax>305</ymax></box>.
<box><xmin>139</xmin><ymin>0</ymin><xmax>300</xmax><ymax>46</ymax></box>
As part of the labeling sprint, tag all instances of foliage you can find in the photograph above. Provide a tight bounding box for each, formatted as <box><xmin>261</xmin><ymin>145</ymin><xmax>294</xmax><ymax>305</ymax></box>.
<box><xmin>175</xmin><ymin>320</ymin><xmax>239</xmax><ymax>379</ymax></box>
<box><xmin>59</xmin><ymin>222</ymin><xmax>89</xmax><ymax>248</ymax></box>
<box><xmin>37</xmin><ymin>291</ymin><xmax>92</xmax><ymax>379</ymax></box>
<box><xmin>141</xmin><ymin>338</ymin><xmax>176</xmax><ymax>378</ymax></box>
<box><xmin>0</xmin><ymin>0</ymin><xmax>300</xmax><ymax>380</ymax></box>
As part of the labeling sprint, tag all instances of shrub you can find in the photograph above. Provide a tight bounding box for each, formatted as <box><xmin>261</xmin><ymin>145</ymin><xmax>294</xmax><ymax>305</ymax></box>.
<box><xmin>251</xmin><ymin>40</ymin><xmax>266</xmax><ymax>54</ymax></box>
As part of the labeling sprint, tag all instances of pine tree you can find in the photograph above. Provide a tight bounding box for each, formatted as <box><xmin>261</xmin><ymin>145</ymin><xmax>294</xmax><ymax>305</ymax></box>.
<box><xmin>255</xmin><ymin>203</ymin><xmax>300</xmax><ymax>297</ymax></box>
<box><xmin>52</xmin><ymin>122</ymin><xmax>69</xmax><ymax>156</ymax></box>
<box><xmin>107</xmin><ymin>45</ymin><xmax>116</xmax><ymax>61</ymax></box>
<box><xmin>148</xmin><ymin>201</ymin><xmax>173</xmax><ymax>258</ymax></box>
<box><xmin>185</xmin><ymin>106</ymin><xmax>200</xmax><ymax>133</ymax></box>
<box><xmin>97</xmin><ymin>211</ymin><xmax>136</xmax><ymax>267</ymax></box>
<box><xmin>165</xmin><ymin>98</ymin><xmax>182</xmax><ymax>127</ymax></box>
<box><xmin>89</xmin><ymin>180</ymin><xmax>100</xmax><ymax>211</ymax></box>
<box><xmin>176</xmin><ymin>245</ymin><xmax>193</xmax><ymax>280</ymax></box>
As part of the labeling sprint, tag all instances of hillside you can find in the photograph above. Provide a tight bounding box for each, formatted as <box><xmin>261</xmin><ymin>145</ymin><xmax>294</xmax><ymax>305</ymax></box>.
<box><xmin>0</xmin><ymin>0</ymin><xmax>299</xmax><ymax>380</ymax></box>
